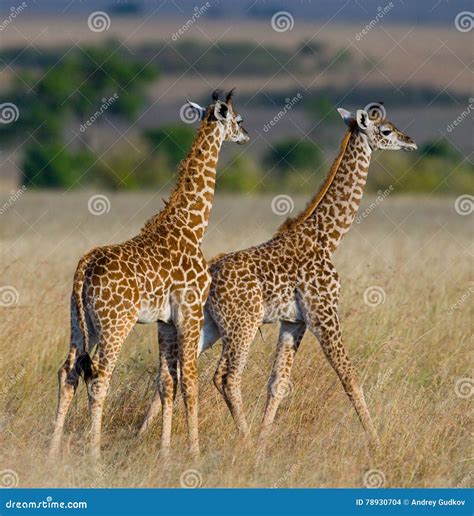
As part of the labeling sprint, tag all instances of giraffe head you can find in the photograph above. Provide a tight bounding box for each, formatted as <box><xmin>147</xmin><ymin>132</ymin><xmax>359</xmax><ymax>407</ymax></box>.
<box><xmin>338</xmin><ymin>105</ymin><xmax>417</xmax><ymax>152</ymax></box>
<box><xmin>187</xmin><ymin>89</ymin><xmax>249</xmax><ymax>144</ymax></box>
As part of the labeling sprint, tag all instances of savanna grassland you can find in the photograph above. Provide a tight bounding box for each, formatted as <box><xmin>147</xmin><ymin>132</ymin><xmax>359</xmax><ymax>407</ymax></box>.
<box><xmin>0</xmin><ymin>192</ymin><xmax>472</xmax><ymax>488</ymax></box>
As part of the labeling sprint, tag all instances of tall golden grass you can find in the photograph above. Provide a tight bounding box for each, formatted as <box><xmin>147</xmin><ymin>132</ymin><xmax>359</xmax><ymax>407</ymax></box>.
<box><xmin>0</xmin><ymin>192</ymin><xmax>472</xmax><ymax>488</ymax></box>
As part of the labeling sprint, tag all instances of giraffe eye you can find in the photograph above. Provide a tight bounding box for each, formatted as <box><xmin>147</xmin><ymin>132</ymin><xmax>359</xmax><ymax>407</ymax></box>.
<box><xmin>381</xmin><ymin>128</ymin><xmax>392</xmax><ymax>136</ymax></box>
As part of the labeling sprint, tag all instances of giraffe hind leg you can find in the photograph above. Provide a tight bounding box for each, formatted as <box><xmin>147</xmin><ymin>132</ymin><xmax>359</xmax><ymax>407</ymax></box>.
<box><xmin>49</xmin><ymin>301</ymin><xmax>88</xmax><ymax>458</ymax></box>
<box><xmin>49</xmin><ymin>345</ymin><xmax>80</xmax><ymax>459</ymax></box>
<box><xmin>259</xmin><ymin>321</ymin><xmax>306</xmax><ymax>446</ymax></box>
<box><xmin>215</xmin><ymin>322</ymin><xmax>259</xmax><ymax>437</ymax></box>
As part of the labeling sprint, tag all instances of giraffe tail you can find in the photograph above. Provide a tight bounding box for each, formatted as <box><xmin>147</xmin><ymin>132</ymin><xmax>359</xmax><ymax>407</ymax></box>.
<box><xmin>72</xmin><ymin>253</ymin><xmax>93</xmax><ymax>378</ymax></box>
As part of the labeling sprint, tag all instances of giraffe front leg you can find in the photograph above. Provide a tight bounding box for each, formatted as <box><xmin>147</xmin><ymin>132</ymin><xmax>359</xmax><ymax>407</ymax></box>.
<box><xmin>299</xmin><ymin>283</ymin><xmax>379</xmax><ymax>446</ymax></box>
<box><xmin>259</xmin><ymin>321</ymin><xmax>306</xmax><ymax>446</ymax></box>
<box><xmin>158</xmin><ymin>323</ymin><xmax>179</xmax><ymax>455</ymax></box>
<box><xmin>139</xmin><ymin>323</ymin><xmax>179</xmax><ymax>438</ymax></box>
<box><xmin>86</xmin><ymin>322</ymin><xmax>133</xmax><ymax>461</ymax></box>
<box><xmin>175</xmin><ymin>307</ymin><xmax>202</xmax><ymax>459</ymax></box>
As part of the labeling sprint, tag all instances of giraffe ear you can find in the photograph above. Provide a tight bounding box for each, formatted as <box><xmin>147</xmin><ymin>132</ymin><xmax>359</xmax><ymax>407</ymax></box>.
<box><xmin>214</xmin><ymin>101</ymin><xmax>229</xmax><ymax>122</ymax></box>
<box><xmin>356</xmin><ymin>109</ymin><xmax>370</xmax><ymax>130</ymax></box>
<box><xmin>186</xmin><ymin>100</ymin><xmax>206</xmax><ymax>121</ymax></box>
<box><xmin>337</xmin><ymin>108</ymin><xmax>355</xmax><ymax>126</ymax></box>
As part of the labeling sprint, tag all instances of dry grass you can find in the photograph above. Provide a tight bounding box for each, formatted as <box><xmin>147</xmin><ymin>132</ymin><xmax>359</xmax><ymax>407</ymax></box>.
<box><xmin>0</xmin><ymin>192</ymin><xmax>472</xmax><ymax>488</ymax></box>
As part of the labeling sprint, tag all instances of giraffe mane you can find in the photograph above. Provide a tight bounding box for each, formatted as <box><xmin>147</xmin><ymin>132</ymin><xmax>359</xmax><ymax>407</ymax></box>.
<box><xmin>273</xmin><ymin>126</ymin><xmax>356</xmax><ymax>236</ymax></box>
<box><xmin>141</xmin><ymin>124</ymin><xmax>211</xmax><ymax>234</ymax></box>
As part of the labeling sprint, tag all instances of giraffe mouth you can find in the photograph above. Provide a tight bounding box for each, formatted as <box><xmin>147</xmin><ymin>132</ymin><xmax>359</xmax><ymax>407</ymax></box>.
<box><xmin>402</xmin><ymin>141</ymin><xmax>417</xmax><ymax>152</ymax></box>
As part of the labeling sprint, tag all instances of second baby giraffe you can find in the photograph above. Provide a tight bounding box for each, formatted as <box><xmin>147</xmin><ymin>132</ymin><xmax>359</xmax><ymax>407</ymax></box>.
<box><xmin>141</xmin><ymin>105</ymin><xmax>417</xmax><ymax>449</ymax></box>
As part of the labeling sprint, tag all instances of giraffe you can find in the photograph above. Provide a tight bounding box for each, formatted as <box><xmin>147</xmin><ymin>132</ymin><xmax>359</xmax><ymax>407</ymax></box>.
<box><xmin>140</xmin><ymin>105</ymin><xmax>417</xmax><ymax>449</ymax></box>
<box><xmin>49</xmin><ymin>89</ymin><xmax>249</xmax><ymax>461</ymax></box>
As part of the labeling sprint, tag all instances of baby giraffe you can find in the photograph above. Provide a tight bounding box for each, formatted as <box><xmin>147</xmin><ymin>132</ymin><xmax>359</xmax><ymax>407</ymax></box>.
<box><xmin>141</xmin><ymin>105</ymin><xmax>417</xmax><ymax>450</ymax></box>
<box><xmin>50</xmin><ymin>90</ymin><xmax>249</xmax><ymax>461</ymax></box>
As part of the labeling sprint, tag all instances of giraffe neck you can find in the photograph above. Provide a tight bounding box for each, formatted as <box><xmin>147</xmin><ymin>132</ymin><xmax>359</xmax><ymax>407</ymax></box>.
<box><xmin>143</xmin><ymin>120</ymin><xmax>224</xmax><ymax>243</ymax></box>
<box><xmin>305</xmin><ymin>129</ymin><xmax>372</xmax><ymax>253</ymax></box>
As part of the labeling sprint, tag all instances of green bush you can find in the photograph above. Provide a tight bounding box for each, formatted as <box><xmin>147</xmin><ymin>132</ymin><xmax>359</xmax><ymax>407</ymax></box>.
<box><xmin>23</xmin><ymin>143</ymin><xmax>96</xmax><ymax>188</ymax></box>
<box><xmin>264</xmin><ymin>138</ymin><xmax>323</xmax><ymax>179</ymax></box>
<box><xmin>143</xmin><ymin>125</ymin><xmax>195</xmax><ymax>169</ymax></box>
<box><xmin>217</xmin><ymin>154</ymin><xmax>263</xmax><ymax>193</ymax></box>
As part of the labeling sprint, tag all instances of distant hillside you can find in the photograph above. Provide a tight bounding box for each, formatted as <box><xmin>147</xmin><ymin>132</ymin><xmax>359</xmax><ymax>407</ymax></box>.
<box><xmin>1</xmin><ymin>0</ymin><xmax>471</xmax><ymax>24</ymax></box>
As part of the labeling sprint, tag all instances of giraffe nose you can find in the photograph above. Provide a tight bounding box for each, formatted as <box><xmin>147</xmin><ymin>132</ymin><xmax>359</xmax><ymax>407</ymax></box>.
<box><xmin>403</xmin><ymin>136</ymin><xmax>417</xmax><ymax>151</ymax></box>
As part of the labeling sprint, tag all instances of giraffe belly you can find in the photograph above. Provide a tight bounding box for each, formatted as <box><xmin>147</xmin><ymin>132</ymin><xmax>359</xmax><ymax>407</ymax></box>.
<box><xmin>263</xmin><ymin>298</ymin><xmax>303</xmax><ymax>324</ymax></box>
<box><xmin>198</xmin><ymin>309</ymin><xmax>221</xmax><ymax>355</ymax></box>
<box><xmin>137</xmin><ymin>299</ymin><xmax>172</xmax><ymax>324</ymax></box>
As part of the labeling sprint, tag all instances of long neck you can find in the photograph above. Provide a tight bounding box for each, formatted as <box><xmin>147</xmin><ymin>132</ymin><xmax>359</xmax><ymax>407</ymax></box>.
<box><xmin>305</xmin><ymin>129</ymin><xmax>372</xmax><ymax>253</ymax></box>
<box><xmin>143</xmin><ymin>120</ymin><xmax>224</xmax><ymax>243</ymax></box>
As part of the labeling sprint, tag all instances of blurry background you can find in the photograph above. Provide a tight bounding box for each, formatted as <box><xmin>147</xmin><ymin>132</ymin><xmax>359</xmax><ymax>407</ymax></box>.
<box><xmin>0</xmin><ymin>1</ymin><xmax>472</xmax><ymax>489</ymax></box>
<box><xmin>0</xmin><ymin>0</ymin><xmax>472</xmax><ymax>194</ymax></box>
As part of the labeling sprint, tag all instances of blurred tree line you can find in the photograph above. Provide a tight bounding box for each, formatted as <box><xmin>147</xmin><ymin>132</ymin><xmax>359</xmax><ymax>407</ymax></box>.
<box><xmin>0</xmin><ymin>41</ymin><xmax>471</xmax><ymax>195</ymax></box>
